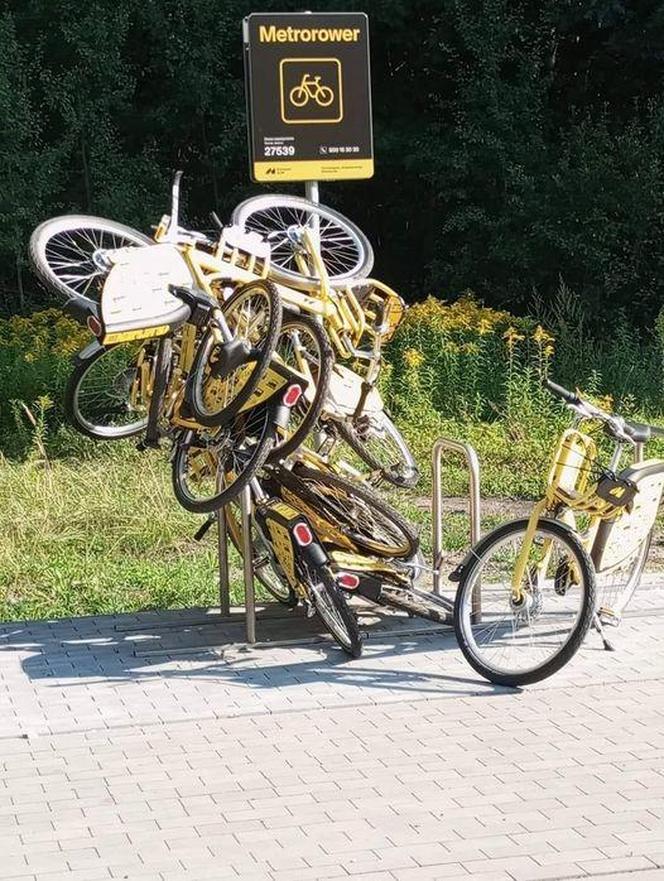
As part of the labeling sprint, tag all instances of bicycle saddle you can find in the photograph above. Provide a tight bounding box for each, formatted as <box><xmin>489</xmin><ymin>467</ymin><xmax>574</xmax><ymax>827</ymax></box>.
<box><xmin>101</xmin><ymin>243</ymin><xmax>191</xmax><ymax>341</ymax></box>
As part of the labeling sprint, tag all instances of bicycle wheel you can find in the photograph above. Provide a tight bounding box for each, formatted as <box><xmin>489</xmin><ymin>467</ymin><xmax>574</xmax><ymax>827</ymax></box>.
<box><xmin>267</xmin><ymin>311</ymin><xmax>333</xmax><ymax>463</ymax></box>
<box><xmin>300</xmin><ymin>561</ymin><xmax>362</xmax><ymax>657</ymax></box>
<box><xmin>315</xmin><ymin>86</ymin><xmax>334</xmax><ymax>106</ymax></box>
<box><xmin>379</xmin><ymin>584</ymin><xmax>452</xmax><ymax>624</ymax></box>
<box><xmin>277</xmin><ymin>465</ymin><xmax>418</xmax><ymax>559</ymax></box>
<box><xmin>232</xmin><ymin>195</ymin><xmax>373</xmax><ymax>291</ymax></box>
<box><xmin>30</xmin><ymin>216</ymin><xmax>151</xmax><ymax>310</ymax></box>
<box><xmin>172</xmin><ymin>407</ymin><xmax>275</xmax><ymax>514</ymax></box>
<box><xmin>226</xmin><ymin>503</ymin><xmax>297</xmax><ymax>606</ymax></box>
<box><xmin>338</xmin><ymin>412</ymin><xmax>419</xmax><ymax>488</ymax></box>
<box><xmin>188</xmin><ymin>279</ymin><xmax>281</xmax><ymax>427</ymax></box>
<box><xmin>289</xmin><ymin>86</ymin><xmax>309</xmax><ymax>107</ymax></box>
<box><xmin>64</xmin><ymin>340</ymin><xmax>153</xmax><ymax>440</ymax></box>
<box><xmin>454</xmin><ymin>518</ymin><xmax>595</xmax><ymax>687</ymax></box>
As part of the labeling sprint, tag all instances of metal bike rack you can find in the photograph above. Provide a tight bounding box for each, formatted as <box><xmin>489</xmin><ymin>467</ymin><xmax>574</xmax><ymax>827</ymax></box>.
<box><xmin>217</xmin><ymin>485</ymin><xmax>257</xmax><ymax>643</ymax></box>
<box><xmin>130</xmin><ymin>435</ymin><xmax>485</xmax><ymax>655</ymax></box>
<box><xmin>431</xmin><ymin>437</ymin><xmax>481</xmax><ymax>603</ymax></box>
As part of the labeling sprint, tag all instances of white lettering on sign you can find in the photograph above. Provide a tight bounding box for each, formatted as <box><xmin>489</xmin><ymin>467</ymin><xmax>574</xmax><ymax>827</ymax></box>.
<box><xmin>259</xmin><ymin>26</ymin><xmax>361</xmax><ymax>43</ymax></box>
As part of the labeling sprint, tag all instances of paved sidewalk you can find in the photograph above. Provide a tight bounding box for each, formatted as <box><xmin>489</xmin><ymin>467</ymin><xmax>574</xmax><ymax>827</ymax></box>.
<box><xmin>1</xmin><ymin>590</ymin><xmax>664</xmax><ymax>880</ymax></box>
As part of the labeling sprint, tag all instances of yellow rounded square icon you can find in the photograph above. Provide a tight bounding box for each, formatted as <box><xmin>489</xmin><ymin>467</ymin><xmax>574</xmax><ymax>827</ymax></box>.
<box><xmin>279</xmin><ymin>58</ymin><xmax>343</xmax><ymax>125</ymax></box>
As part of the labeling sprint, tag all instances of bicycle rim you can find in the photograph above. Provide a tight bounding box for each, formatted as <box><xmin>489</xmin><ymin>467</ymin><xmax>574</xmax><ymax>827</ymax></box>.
<box><xmin>304</xmin><ymin>564</ymin><xmax>361</xmax><ymax>657</ymax></box>
<box><xmin>232</xmin><ymin>195</ymin><xmax>373</xmax><ymax>290</ymax></box>
<box><xmin>268</xmin><ymin>312</ymin><xmax>332</xmax><ymax>462</ymax></box>
<box><xmin>30</xmin><ymin>215</ymin><xmax>151</xmax><ymax>306</ymax></box>
<box><xmin>172</xmin><ymin>407</ymin><xmax>274</xmax><ymax>513</ymax></box>
<box><xmin>67</xmin><ymin>341</ymin><xmax>151</xmax><ymax>439</ymax></box>
<box><xmin>455</xmin><ymin>519</ymin><xmax>595</xmax><ymax>686</ymax></box>
<box><xmin>281</xmin><ymin>465</ymin><xmax>417</xmax><ymax>558</ymax></box>
<box><xmin>339</xmin><ymin>413</ymin><xmax>419</xmax><ymax>487</ymax></box>
<box><xmin>189</xmin><ymin>280</ymin><xmax>281</xmax><ymax>426</ymax></box>
<box><xmin>226</xmin><ymin>503</ymin><xmax>297</xmax><ymax>606</ymax></box>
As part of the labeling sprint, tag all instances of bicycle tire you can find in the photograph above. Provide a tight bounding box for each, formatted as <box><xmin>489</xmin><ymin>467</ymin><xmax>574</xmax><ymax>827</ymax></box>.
<box><xmin>301</xmin><ymin>561</ymin><xmax>362</xmax><ymax>657</ymax></box>
<box><xmin>378</xmin><ymin>584</ymin><xmax>452</xmax><ymax>624</ymax></box>
<box><xmin>64</xmin><ymin>340</ymin><xmax>151</xmax><ymax>440</ymax></box>
<box><xmin>277</xmin><ymin>464</ymin><xmax>419</xmax><ymax>559</ymax></box>
<box><xmin>267</xmin><ymin>311</ymin><xmax>333</xmax><ymax>463</ymax></box>
<box><xmin>187</xmin><ymin>279</ymin><xmax>282</xmax><ymax>427</ymax></box>
<box><xmin>454</xmin><ymin>518</ymin><xmax>596</xmax><ymax>687</ymax></box>
<box><xmin>172</xmin><ymin>417</ymin><xmax>275</xmax><ymax>514</ymax></box>
<box><xmin>338</xmin><ymin>412</ymin><xmax>420</xmax><ymax>488</ymax></box>
<box><xmin>232</xmin><ymin>195</ymin><xmax>373</xmax><ymax>291</ymax></box>
<box><xmin>30</xmin><ymin>215</ymin><xmax>151</xmax><ymax>310</ymax></box>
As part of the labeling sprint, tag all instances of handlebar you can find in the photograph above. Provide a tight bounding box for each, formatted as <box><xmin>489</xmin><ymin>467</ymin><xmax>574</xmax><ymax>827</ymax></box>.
<box><xmin>545</xmin><ymin>378</ymin><xmax>664</xmax><ymax>445</ymax></box>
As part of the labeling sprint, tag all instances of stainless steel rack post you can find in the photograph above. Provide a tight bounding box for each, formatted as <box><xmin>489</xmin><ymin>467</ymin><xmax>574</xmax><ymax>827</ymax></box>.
<box><xmin>431</xmin><ymin>437</ymin><xmax>482</xmax><ymax>618</ymax></box>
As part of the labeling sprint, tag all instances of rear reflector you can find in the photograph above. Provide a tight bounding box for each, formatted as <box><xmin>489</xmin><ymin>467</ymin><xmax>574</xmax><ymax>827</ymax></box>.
<box><xmin>293</xmin><ymin>521</ymin><xmax>313</xmax><ymax>547</ymax></box>
<box><xmin>337</xmin><ymin>572</ymin><xmax>360</xmax><ymax>590</ymax></box>
<box><xmin>282</xmin><ymin>384</ymin><xmax>303</xmax><ymax>407</ymax></box>
<box><xmin>87</xmin><ymin>315</ymin><xmax>103</xmax><ymax>337</ymax></box>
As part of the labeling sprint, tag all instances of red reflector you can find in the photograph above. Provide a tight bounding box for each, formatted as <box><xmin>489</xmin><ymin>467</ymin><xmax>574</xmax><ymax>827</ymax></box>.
<box><xmin>293</xmin><ymin>522</ymin><xmax>313</xmax><ymax>546</ymax></box>
<box><xmin>282</xmin><ymin>384</ymin><xmax>302</xmax><ymax>407</ymax></box>
<box><xmin>337</xmin><ymin>572</ymin><xmax>360</xmax><ymax>590</ymax></box>
<box><xmin>87</xmin><ymin>315</ymin><xmax>103</xmax><ymax>337</ymax></box>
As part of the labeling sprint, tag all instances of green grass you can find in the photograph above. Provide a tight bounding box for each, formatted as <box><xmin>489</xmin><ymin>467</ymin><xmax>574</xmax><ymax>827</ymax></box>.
<box><xmin>0</xmin><ymin>415</ymin><xmax>538</xmax><ymax>622</ymax></box>
<box><xmin>0</xmin><ymin>406</ymin><xmax>578</xmax><ymax>623</ymax></box>
<box><xmin>0</xmin><ymin>442</ymin><xmax>243</xmax><ymax>621</ymax></box>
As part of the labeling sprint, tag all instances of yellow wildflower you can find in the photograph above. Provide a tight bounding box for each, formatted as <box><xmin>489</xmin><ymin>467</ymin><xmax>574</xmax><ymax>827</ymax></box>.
<box><xmin>503</xmin><ymin>326</ymin><xmax>525</xmax><ymax>351</ymax></box>
<box><xmin>403</xmin><ymin>348</ymin><xmax>425</xmax><ymax>369</ymax></box>
<box><xmin>533</xmin><ymin>324</ymin><xmax>555</xmax><ymax>345</ymax></box>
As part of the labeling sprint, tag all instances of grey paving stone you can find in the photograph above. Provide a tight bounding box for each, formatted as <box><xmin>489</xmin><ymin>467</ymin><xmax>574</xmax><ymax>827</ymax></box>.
<box><xmin>0</xmin><ymin>591</ymin><xmax>663</xmax><ymax>880</ymax></box>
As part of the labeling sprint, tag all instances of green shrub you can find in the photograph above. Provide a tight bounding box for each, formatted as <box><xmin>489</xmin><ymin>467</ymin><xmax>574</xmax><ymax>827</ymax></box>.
<box><xmin>0</xmin><ymin>309</ymin><xmax>89</xmax><ymax>455</ymax></box>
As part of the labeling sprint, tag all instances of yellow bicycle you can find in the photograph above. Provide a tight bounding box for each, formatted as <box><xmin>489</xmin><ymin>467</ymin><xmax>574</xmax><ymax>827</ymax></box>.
<box><xmin>452</xmin><ymin>379</ymin><xmax>664</xmax><ymax>686</ymax></box>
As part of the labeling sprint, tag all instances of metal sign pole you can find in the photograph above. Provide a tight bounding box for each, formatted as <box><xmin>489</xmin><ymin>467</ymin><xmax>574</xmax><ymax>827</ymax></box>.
<box><xmin>305</xmin><ymin>181</ymin><xmax>319</xmax><ymax>203</ymax></box>
<box><xmin>305</xmin><ymin>180</ymin><xmax>320</xmax><ymax>256</ymax></box>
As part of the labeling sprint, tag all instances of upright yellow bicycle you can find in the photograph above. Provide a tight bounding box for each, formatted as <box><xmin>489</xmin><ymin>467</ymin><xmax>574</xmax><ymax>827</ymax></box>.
<box><xmin>452</xmin><ymin>379</ymin><xmax>664</xmax><ymax>686</ymax></box>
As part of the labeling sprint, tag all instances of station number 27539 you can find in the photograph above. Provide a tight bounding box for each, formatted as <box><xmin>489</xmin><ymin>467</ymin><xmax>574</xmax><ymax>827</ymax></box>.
<box><xmin>263</xmin><ymin>145</ymin><xmax>295</xmax><ymax>157</ymax></box>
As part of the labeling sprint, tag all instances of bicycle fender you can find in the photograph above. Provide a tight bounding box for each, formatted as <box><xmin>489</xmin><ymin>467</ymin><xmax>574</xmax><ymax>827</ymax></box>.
<box><xmin>272</xmin><ymin>400</ymin><xmax>291</xmax><ymax>430</ymax></box>
<box><xmin>62</xmin><ymin>295</ymin><xmax>99</xmax><ymax>327</ymax></box>
<box><xmin>73</xmin><ymin>338</ymin><xmax>105</xmax><ymax>365</ymax></box>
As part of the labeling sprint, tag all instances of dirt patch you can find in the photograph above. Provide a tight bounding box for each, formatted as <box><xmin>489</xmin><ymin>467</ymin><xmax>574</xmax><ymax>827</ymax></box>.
<box><xmin>414</xmin><ymin>496</ymin><xmax>664</xmax><ymax>569</ymax></box>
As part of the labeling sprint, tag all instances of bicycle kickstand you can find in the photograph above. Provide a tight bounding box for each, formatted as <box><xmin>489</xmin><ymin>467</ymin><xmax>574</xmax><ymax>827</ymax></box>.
<box><xmin>592</xmin><ymin>612</ymin><xmax>615</xmax><ymax>652</ymax></box>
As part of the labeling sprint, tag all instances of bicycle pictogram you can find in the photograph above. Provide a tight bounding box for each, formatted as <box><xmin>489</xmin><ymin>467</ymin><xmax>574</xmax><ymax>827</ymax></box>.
<box><xmin>279</xmin><ymin>58</ymin><xmax>343</xmax><ymax>124</ymax></box>
<box><xmin>289</xmin><ymin>74</ymin><xmax>335</xmax><ymax>108</ymax></box>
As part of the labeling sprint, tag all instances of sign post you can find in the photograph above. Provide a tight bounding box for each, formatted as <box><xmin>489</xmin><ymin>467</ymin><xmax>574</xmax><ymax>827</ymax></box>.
<box><xmin>243</xmin><ymin>11</ymin><xmax>373</xmax><ymax>186</ymax></box>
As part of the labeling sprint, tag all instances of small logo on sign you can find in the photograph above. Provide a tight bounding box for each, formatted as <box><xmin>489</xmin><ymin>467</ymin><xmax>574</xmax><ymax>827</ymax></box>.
<box><xmin>280</xmin><ymin>58</ymin><xmax>343</xmax><ymax>124</ymax></box>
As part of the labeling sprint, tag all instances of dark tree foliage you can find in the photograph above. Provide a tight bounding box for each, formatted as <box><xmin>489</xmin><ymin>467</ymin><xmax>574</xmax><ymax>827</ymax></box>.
<box><xmin>2</xmin><ymin>0</ymin><xmax>664</xmax><ymax>324</ymax></box>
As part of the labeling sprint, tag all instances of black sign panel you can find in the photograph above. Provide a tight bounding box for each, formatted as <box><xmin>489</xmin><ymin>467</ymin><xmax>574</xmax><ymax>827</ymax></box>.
<box><xmin>243</xmin><ymin>12</ymin><xmax>373</xmax><ymax>182</ymax></box>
